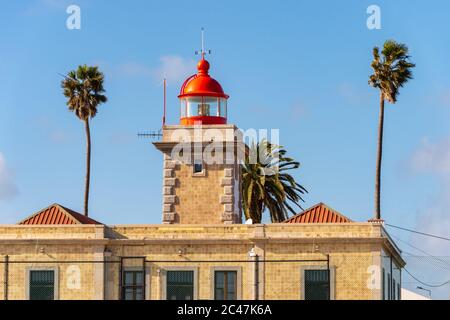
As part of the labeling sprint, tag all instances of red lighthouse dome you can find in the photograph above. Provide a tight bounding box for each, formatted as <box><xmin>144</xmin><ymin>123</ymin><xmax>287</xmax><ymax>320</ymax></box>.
<box><xmin>178</xmin><ymin>57</ymin><xmax>229</xmax><ymax>125</ymax></box>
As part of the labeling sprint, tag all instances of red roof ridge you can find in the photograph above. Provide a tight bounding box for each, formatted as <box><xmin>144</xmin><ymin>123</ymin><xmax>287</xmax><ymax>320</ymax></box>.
<box><xmin>284</xmin><ymin>202</ymin><xmax>353</xmax><ymax>224</ymax></box>
<box><xmin>18</xmin><ymin>203</ymin><xmax>102</xmax><ymax>225</ymax></box>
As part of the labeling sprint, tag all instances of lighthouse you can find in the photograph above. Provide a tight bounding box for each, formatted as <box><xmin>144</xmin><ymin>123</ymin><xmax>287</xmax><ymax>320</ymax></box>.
<box><xmin>178</xmin><ymin>57</ymin><xmax>228</xmax><ymax>125</ymax></box>
<box><xmin>153</xmin><ymin>51</ymin><xmax>243</xmax><ymax>225</ymax></box>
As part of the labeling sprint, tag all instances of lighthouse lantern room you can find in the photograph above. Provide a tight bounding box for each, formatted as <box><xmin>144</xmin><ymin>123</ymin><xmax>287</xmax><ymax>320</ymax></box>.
<box><xmin>178</xmin><ymin>57</ymin><xmax>229</xmax><ymax>125</ymax></box>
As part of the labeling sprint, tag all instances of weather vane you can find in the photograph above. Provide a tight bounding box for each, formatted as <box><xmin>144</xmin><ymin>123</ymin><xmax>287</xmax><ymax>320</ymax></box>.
<box><xmin>195</xmin><ymin>27</ymin><xmax>211</xmax><ymax>58</ymax></box>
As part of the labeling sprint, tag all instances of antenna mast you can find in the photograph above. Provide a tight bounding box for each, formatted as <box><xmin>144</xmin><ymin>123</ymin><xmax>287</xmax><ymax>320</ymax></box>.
<box><xmin>163</xmin><ymin>78</ymin><xmax>166</xmax><ymax>127</ymax></box>
<box><xmin>201</xmin><ymin>27</ymin><xmax>205</xmax><ymax>58</ymax></box>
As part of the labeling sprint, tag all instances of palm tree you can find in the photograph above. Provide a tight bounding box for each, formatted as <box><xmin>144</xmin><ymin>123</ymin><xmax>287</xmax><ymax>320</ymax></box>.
<box><xmin>369</xmin><ymin>40</ymin><xmax>415</xmax><ymax>220</ymax></box>
<box><xmin>61</xmin><ymin>65</ymin><xmax>107</xmax><ymax>216</ymax></box>
<box><xmin>242</xmin><ymin>140</ymin><xmax>307</xmax><ymax>223</ymax></box>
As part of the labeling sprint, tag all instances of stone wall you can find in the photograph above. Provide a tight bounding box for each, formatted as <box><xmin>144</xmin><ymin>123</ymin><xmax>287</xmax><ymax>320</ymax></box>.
<box><xmin>0</xmin><ymin>223</ymin><xmax>404</xmax><ymax>300</ymax></box>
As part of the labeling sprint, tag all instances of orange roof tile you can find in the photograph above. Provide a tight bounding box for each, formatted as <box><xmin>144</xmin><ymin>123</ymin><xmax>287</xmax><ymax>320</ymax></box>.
<box><xmin>284</xmin><ymin>203</ymin><xmax>353</xmax><ymax>224</ymax></box>
<box><xmin>18</xmin><ymin>204</ymin><xmax>102</xmax><ymax>225</ymax></box>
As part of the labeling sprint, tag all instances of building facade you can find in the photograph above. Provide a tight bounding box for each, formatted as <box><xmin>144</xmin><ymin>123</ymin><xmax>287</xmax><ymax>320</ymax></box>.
<box><xmin>0</xmin><ymin>54</ymin><xmax>404</xmax><ymax>300</ymax></box>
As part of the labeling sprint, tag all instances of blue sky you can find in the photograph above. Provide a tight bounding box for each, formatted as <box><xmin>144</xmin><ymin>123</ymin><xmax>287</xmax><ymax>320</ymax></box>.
<box><xmin>1</xmin><ymin>0</ymin><xmax>450</xmax><ymax>298</ymax></box>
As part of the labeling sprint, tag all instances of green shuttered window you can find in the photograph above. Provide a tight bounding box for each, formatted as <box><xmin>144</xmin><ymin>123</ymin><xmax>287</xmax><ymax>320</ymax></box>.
<box><xmin>29</xmin><ymin>270</ymin><xmax>55</xmax><ymax>300</ymax></box>
<box><xmin>304</xmin><ymin>270</ymin><xmax>330</xmax><ymax>300</ymax></box>
<box><xmin>166</xmin><ymin>271</ymin><xmax>194</xmax><ymax>300</ymax></box>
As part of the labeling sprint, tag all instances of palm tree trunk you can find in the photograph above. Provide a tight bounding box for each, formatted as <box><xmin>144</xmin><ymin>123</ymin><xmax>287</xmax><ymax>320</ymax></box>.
<box><xmin>84</xmin><ymin>119</ymin><xmax>91</xmax><ymax>217</ymax></box>
<box><xmin>374</xmin><ymin>92</ymin><xmax>385</xmax><ymax>220</ymax></box>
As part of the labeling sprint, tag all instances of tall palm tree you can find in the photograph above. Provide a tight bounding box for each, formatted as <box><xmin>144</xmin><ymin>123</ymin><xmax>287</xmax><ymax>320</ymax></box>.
<box><xmin>61</xmin><ymin>65</ymin><xmax>107</xmax><ymax>217</ymax></box>
<box><xmin>242</xmin><ymin>140</ymin><xmax>307</xmax><ymax>223</ymax></box>
<box><xmin>369</xmin><ymin>40</ymin><xmax>415</xmax><ymax>220</ymax></box>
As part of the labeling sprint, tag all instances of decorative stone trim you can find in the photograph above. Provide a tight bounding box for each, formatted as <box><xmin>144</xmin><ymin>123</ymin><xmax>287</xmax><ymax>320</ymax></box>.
<box><xmin>163</xmin><ymin>204</ymin><xmax>172</xmax><ymax>213</ymax></box>
<box><xmin>163</xmin><ymin>169</ymin><xmax>173</xmax><ymax>178</ymax></box>
<box><xmin>224</xmin><ymin>168</ymin><xmax>233</xmax><ymax>177</ymax></box>
<box><xmin>224</xmin><ymin>204</ymin><xmax>233</xmax><ymax>213</ymax></box>
<box><xmin>223</xmin><ymin>186</ymin><xmax>233</xmax><ymax>195</ymax></box>
<box><xmin>221</xmin><ymin>177</ymin><xmax>233</xmax><ymax>186</ymax></box>
<box><xmin>163</xmin><ymin>178</ymin><xmax>176</xmax><ymax>187</ymax></box>
<box><xmin>221</xmin><ymin>212</ymin><xmax>234</xmax><ymax>222</ymax></box>
<box><xmin>164</xmin><ymin>160</ymin><xmax>176</xmax><ymax>169</ymax></box>
<box><xmin>222</xmin><ymin>213</ymin><xmax>239</xmax><ymax>224</ymax></box>
<box><xmin>162</xmin><ymin>213</ymin><xmax>176</xmax><ymax>223</ymax></box>
<box><xmin>368</xmin><ymin>218</ymin><xmax>385</xmax><ymax>224</ymax></box>
<box><xmin>220</xmin><ymin>195</ymin><xmax>233</xmax><ymax>204</ymax></box>
<box><xmin>163</xmin><ymin>195</ymin><xmax>176</xmax><ymax>204</ymax></box>
<box><xmin>163</xmin><ymin>186</ymin><xmax>173</xmax><ymax>195</ymax></box>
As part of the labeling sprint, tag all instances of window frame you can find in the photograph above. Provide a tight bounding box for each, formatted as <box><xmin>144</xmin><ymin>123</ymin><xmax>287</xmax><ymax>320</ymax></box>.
<box><xmin>121</xmin><ymin>268</ymin><xmax>145</xmax><ymax>300</ymax></box>
<box><xmin>161</xmin><ymin>267</ymin><xmax>198</xmax><ymax>300</ymax></box>
<box><xmin>192</xmin><ymin>157</ymin><xmax>206</xmax><ymax>177</ymax></box>
<box><xmin>387</xmin><ymin>273</ymin><xmax>391</xmax><ymax>300</ymax></box>
<box><xmin>26</xmin><ymin>267</ymin><xmax>59</xmax><ymax>300</ymax></box>
<box><xmin>393</xmin><ymin>279</ymin><xmax>396</xmax><ymax>300</ymax></box>
<box><xmin>300</xmin><ymin>265</ymin><xmax>335</xmax><ymax>300</ymax></box>
<box><xmin>211</xmin><ymin>267</ymin><xmax>242</xmax><ymax>300</ymax></box>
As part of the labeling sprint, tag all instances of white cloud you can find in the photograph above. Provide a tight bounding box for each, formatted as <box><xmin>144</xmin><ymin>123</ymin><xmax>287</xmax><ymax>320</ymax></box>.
<box><xmin>409</xmin><ymin>136</ymin><xmax>450</xmax><ymax>175</ymax></box>
<box><xmin>114</xmin><ymin>55</ymin><xmax>196</xmax><ymax>84</ymax></box>
<box><xmin>403</xmin><ymin>136</ymin><xmax>450</xmax><ymax>298</ymax></box>
<box><xmin>151</xmin><ymin>55</ymin><xmax>196</xmax><ymax>83</ymax></box>
<box><xmin>115</xmin><ymin>62</ymin><xmax>153</xmax><ymax>78</ymax></box>
<box><xmin>407</xmin><ymin>135</ymin><xmax>450</xmax><ymax>254</ymax></box>
<box><xmin>0</xmin><ymin>153</ymin><xmax>18</xmax><ymax>201</ymax></box>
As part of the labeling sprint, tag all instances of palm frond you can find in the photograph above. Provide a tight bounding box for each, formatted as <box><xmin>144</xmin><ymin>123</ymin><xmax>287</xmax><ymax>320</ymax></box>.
<box><xmin>241</xmin><ymin>139</ymin><xmax>307</xmax><ymax>223</ymax></box>
<box><xmin>61</xmin><ymin>65</ymin><xmax>107</xmax><ymax>121</ymax></box>
<box><xmin>368</xmin><ymin>40</ymin><xmax>415</xmax><ymax>103</ymax></box>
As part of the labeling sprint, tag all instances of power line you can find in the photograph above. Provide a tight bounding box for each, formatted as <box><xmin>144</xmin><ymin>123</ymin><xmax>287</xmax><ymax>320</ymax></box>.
<box><xmin>386</xmin><ymin>223</ymin><xmax>450</xmax><ymax>242</ymax></box>
<box><xmin>388</xmin><ymin>234</ymin><xmax>450</xmax><ymax>287</ymax></box>
<box><xmin>403</xmin><ymin>268</ymin><xmax>450</xmax><ymax>288</ymax></box>
<box><xmin>391</xmin><ymin>235</ymin><xmax>450</xmax><ymax>270</ymax></box>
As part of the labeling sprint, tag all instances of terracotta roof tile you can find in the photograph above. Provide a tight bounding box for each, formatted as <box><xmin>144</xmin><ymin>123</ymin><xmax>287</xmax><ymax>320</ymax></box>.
<box><xmin>18</xmin><ymin>204</ymin><xmax>102</xmax><ymax>225</ymax></box>
<box><xmin>284</xmin><ymin>203</ymin><xmax>353</xmax><ymax>224</ymax></box>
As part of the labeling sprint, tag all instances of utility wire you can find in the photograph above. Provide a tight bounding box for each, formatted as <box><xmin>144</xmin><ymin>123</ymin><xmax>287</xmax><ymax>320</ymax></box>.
<box><xmin>391</xmin><ymin>235</ymin><xmax>450</xmax><ymax>270</ymax></box>
<box><xmin>403</xmin><ymin>268</ymin><xmax>450</xmax><ymax>288</ymax></box>
<box><xmin>386</xmin><ymin>224</ymin><xmax>450</xmax><ymax>241</ymax></box>
<box><xmin>388</xmin><ymin>235</ymin><xmax>450</xmax><ymax>287</ymax></box>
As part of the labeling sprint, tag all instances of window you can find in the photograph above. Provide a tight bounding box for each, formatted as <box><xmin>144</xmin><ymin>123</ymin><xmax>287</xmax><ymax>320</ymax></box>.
<box><xmin>185</xmin><ymin>96</ymin><xmax>219</xmax><ymax>117</ymax></box>
<box><xmin>186</xmin><ymin>97</ymin><xmax>201</xmax><ymax>117</ymax></box>
<box><xmin>398</xmin><ymin>283</ymin><xmax>401</xmax><ymax>300</ymax></box>
<box><xmin>29</xmin><ymin>270</ymin><xmax>55</xmax><ymax>300</ymax></box>
<box><xmin>382</xmin><ymin>268</ymin><xmax>385</xmax><ymax>300</ymax></box>
<box><xmin>219</xmin><ymin>98</ymin><xmax>227</xmax><ymax>118</ymax></box>
<box><xmin>304</xmin><ymin>270</ymin><xmax>330</xmax><ymax>300</ymax></box>
<box><xmin>198</xmin><ymin>103</ymin><xmax>210</xmax><ymax>116</ymax></box>
<box><xmin>122</xmin><ymin>270</ymin><xmax>144</xmax><ymax>300</ymax></box>
<box><xmin>387</xmin><ymin>273</ymin><xmax>391</xmax><ymax>300</ymax></box>
<box><xmin>214</xmin><ymin>271</ymin><xmax>237</xmax><ymax>300</ymax></box>
<box><xmin>193</xmin><ymin>160</ymin><xmax>203</xmax><ymax>174</ymax></box>
<box><xmin>393</xmin><ymin>279</ymin><xmax>396</xmax><ymax>300</ymax></box>
<box><xmin>166</xmin><ymin>271</ymin><xmax>194</xmax><ymax>300</ymax></box>
<box><xmin>180</xmin><ymin>99</ymin><xmax>187</xmax><ymax>118</ymax></box>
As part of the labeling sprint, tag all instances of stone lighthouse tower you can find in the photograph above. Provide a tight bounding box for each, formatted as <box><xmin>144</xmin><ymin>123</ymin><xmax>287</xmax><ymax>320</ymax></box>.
<box><xmin>153</xmin><ymin>53</ymin><xmax>243</xmax><ymax>225</ymax></box>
